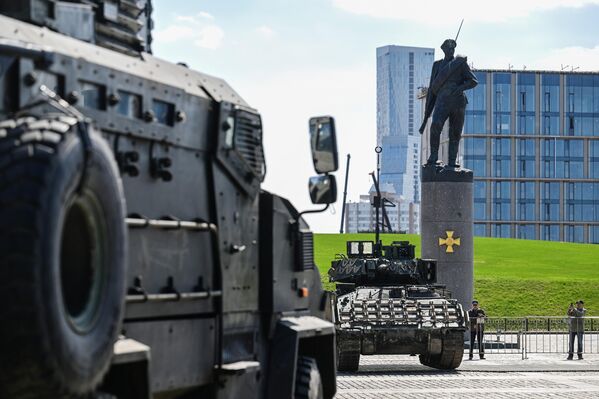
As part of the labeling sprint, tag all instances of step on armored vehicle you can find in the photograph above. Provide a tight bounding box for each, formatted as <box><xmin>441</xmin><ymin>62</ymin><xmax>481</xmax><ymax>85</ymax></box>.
<box><xmin>328</xmin><ymin>153</ymin><xmax>467</xmax><ymax>372</ymax></box>
<box><xmin>0</xmin><ymin>1</ymin><xmax>337</xmax><ymax>398</ymax></box>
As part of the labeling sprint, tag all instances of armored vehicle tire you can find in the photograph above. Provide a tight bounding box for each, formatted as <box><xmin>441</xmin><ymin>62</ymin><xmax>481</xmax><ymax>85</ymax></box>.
<box><xmin>295</xmin><ymin>356</ymin><xmax>324</xmax><ymax>399</ymax></box>
<box><xmin>419</xmin><ymin>332</ymin><xmax>465</xmax><ymax>370</ymax></box>
<box><xmin>0</xmin><ymin>116</ymin><xmax>127</xmax><ymax>399</ymax></box>
<box><xmin>337</xmin><ymin>348</ymin><xmax>360</xmax><ymax>372</ymax></box>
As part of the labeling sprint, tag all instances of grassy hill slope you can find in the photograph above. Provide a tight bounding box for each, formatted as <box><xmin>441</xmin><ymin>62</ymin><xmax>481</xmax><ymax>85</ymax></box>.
<box><xmin>314</xmin><ymin>233</ymin><xmax>599</xmax><ymax>317</ymax></box>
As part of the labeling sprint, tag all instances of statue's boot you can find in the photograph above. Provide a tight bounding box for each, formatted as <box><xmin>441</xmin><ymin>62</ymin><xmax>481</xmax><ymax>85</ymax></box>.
<box><xmin>426</xmin><ymin>148</ymin><xmax>439</xmax><ymax>165</ymax></box>
<box><xmin>447</xmin><ymin>140</ymin><xmax>460</xmax><ymax>168</ymax></box>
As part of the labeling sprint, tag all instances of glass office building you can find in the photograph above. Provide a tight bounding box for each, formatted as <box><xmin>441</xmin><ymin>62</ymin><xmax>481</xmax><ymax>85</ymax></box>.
<box><xmin>377</xmin><ymin>45</ymin><xmax>434</xmax><ymax>206</ymax></box>
<box><xmin>461</xmin><ymin>69</ymin><xmax>599</xmax><ymax>243</ymax></box>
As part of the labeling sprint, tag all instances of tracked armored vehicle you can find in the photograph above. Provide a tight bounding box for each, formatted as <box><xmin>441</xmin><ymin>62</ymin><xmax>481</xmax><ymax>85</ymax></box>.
<box><xmin>0</xmin><ymin>1</ymin><xmax>337</xmax><ymax>398</ymax></box>
<box><xmin>329</xmin><ymin>240</ymin><xmax>467</xmax><ymax>371</ymax></box>
<box><xmin>329</xmin><ymin>153</ymin><xmax>467</xmax><ymax>371</ymax></box>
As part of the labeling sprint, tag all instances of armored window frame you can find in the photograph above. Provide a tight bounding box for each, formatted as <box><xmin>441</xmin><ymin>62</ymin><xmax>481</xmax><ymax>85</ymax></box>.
<box><xmin>80</xmin><ymin>80</ymin><xmax>107</xmax><ymax>110</ymax></box>
<box><xmin>152</xmin><ymin>99</ymin><xmax>175</xmax><ymax>126</ymax></box>
<box><xmin>117</xmin><ymin>90</ymin><xmax>142</xmax><ymax>119</ymax></box>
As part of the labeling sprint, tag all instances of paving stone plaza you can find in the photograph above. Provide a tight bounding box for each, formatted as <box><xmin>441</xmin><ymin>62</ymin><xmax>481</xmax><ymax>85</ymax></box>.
<box><xmin>336</xmin><ymin>354</ymin><xmax>599</xmax><ymax>398</ymax></box>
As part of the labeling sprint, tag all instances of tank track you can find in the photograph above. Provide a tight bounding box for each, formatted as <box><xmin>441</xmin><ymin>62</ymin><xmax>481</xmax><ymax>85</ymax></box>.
<box><xmin>418</xmin><ymin>331</ymin><xmax>464</xmax><ymax>370</ymax></box>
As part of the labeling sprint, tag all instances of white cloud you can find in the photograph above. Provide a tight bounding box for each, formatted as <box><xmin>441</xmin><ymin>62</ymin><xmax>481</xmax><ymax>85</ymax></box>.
<box><xmin>153</xmin><ymin>25</ymin><xmax>196</xmax><ymax>42</ymax></box>
<box><xmin>256</xmin><ymin>25</ymin><xmax>276</xmax><ymax>38</ymax></box>
<box><xmin>194</xmin><ymin>25</ymin><xmax>225</xmax><ymax>49</ymax></box>
<box><xmin>469</xmin><ymin>44</ymin><xmax>599</xmax><ymax>72</ymax></box>
<box><xmin>175</xmin><ymin>15</ymin><xmax>197</xmax><ymax>24</ymax></box>
<box><xmin>198</xmin><ymin>11</ymin><xmax>215</xmax><ymax>20</ymax></box>
<box><xmin>332</xmin><ymin>0</ymin><xmax>599</xmax><ymax>25</ymax></box>
<box><xmin>532</xmin><ymin>45</ymin><xmax>599</xmax><ymax>71</ymax></box>
<box><xmin>155</xmin><ymin>15</ymin><xmax>224</xmax><ymax>50</ymax></box>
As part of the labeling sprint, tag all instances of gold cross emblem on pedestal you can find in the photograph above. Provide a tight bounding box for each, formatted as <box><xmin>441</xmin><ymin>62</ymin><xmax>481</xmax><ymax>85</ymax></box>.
<box><xmin>439</xmin><ymin>231</ymin><xmax>460</xmax><ymax>253</ymax></box>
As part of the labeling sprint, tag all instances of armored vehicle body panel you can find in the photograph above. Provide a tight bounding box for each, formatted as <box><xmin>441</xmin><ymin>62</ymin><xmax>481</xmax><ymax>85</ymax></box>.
<box><xmin>0</xmin><ymin>2</ymin><xmax>336</xmax><ymax>398</ymax></box>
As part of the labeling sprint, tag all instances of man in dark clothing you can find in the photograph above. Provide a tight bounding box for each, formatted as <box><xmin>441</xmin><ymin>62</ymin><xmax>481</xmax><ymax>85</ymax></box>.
<box><xmin>567</xmin><ymin>300</ymin><xmax>586</xmax><ymax>360</ymax></box>
<box><xmin>468</xmin><ymin>300</ymin><xmax>486</xmax><ymax>360</ymax></box>
<box><xmin>419</xmin><ymin>38</ymin><xmax>478</xmax><ymax>167</ymax></box>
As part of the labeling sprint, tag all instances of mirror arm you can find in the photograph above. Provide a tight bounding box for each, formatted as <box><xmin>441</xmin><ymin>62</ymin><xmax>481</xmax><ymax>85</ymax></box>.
<box><xmin>297</xmin><ymin>203</ymin><xmax>330</xmax><ymax>222</ymax></box>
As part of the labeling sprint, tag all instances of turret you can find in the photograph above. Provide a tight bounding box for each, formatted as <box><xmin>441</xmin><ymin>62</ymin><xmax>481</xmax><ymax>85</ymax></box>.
<box><xmin>328</xmin><ymin>240</ymin><xmax>437</xmax><ymax>287</ymax></box>
<box><xmin>0</xmin><ymin>0</ymin><xmax>153</xmax><ymax>56</ymax></box>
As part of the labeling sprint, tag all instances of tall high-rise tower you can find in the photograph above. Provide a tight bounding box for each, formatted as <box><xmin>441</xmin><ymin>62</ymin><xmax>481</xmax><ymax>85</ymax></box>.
<box><xmin>376</xmin><ymin>45</ymin><xmax>434</xmax><ymax>206</ymax></box>
<box><xmin>376</xmin><ymin>45</ymin><xmax>434</xmax><ymax>236</ymax></box>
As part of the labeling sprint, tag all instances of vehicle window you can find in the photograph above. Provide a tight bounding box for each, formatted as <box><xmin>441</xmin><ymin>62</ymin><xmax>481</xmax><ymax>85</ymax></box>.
<box><xmin>117</xmin><ymin>90</ymin><xmax>142</xmax><ymax>118</ymax></box>
<box><xmin>152</xmin><ymin>99</ymin><xmax>174</xmax><ymax>126</ymax></box>
<box><xmin>80</xmin><ymin>81</ymin><xmax>106</xmax><ymax>110</ymax></box>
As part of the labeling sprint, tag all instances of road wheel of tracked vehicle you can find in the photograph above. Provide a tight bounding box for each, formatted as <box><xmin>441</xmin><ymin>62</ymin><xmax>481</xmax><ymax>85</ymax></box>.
<box><xmin>337</xmin><ymin>347</ymin><xmax>360</xmax><ymax>372</ymax></box>
<box><xmin>419</xmin><ymin>332</ymin><xmax>465</xmax><ymax>370</ymax></box>
<box><xmin>0</xmin><ymin>115</ymin><xmax>127</xmax><ymax>399</ymax></box>
<box><xmin>295</xmin><ymin>356</ymin><xmax>324</xmax><ymax>399</ymax></box>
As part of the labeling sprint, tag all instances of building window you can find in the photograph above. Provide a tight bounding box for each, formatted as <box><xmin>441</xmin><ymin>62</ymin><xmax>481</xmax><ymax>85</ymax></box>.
<box><xmin>517</xmin><ymin>139</ymin><xmax>535</xmax><ymax>177</ymax></box>
<box><xmin>565</xmin><ymin>182</ymin><xmax>599</xmax><ymax>222</ymax></box>
<box><xmin>590</xmin><ymin>140</ymin><xmax>599</xmax><ymax>178</ymax></box>
<box><xmin>492</xmin><ymin>181</ymin><xmax>511</xmax><ymax>221</ymax></box>
<box><xmin>474</xmin><ymin>181</ymin><xmax>487</xmax><ymax>220</ymax></box>
<box><xmin>493</xmin><ymin>73</ymin><xmax>511</xmax><ymax>134</ymax></box>
<box><xmin>541</xmin><ymin>182</ymin><xmax>560</xmax><ymax>221</ymax></box>
<box><xmin>556</xmin><ymin>140</ymin><xmax>583</xmax><ymax>178</ymax></box>
<box><xmin>465</xmin><ymin>71</ymin><xmax>486</xmax><ymax>134</ymax></box>
<box><xmin>542</xmin><ymin>139</ymin><xmax>556</xmax><ymax>178</ymax></box>
<box><xmin>566</xmin><ymin>74</ymin><xmax>597</xmax><ymax>136</ymax></box>
<box><xmin>517</xmin><ymin>182</ymin><xmax>535</xmax><ymax>221</ymax></box>
<box><xmin>565</xmin><ymin>225</ymin><xmax>584</xmax><ymax>243</ymax></box>
<box><xmin>541</xmin><ymin>74</ymin><xmax>560</xmax><ymax>135</ymax></box>
<box><xmin>474</xmin><ymin>223</ymin><xmax>487</xmax><ymax>237</ymax></box>
<box><xmin>591</xmin><ymin>226</ymin><xmax>599</xmax><ymax>244</ymax></box>
<box><xmin>493</xmin><ymin>224</ymin><xmax>511</xmax><ymax>238</ymax></box>
<box><xmin>541</xmin><ymin>224</ymin><xmax>560</xmax><ymax>241</ymax></box>
<box><xmin>463</xmin><ymin>137</ymin><xmax>487</xmax><ymax>176</ymax></box>
<box><xmin>517</xmin><ymin>73</ymin><xmax>535</xmax><ymax>134</ymax></box>
<box><xmin>517</xmin><ymin>224</ymin><xmax>536</xmax><ymax>239</ymax></box>
<box><xmin>492</xmin><ymin>138</ymin><xmax>511</xmax><ymax>177</ymax></box>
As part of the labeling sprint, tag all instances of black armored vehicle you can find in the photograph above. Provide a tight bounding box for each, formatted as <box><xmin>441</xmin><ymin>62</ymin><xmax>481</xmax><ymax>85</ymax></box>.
<box><xmin>329</xmin><ymin>167</ymin><xmax>467</xmax><ymax>371</ymax></box>
<box><xmin>0</xmin><ymin>1</ymin><xmax>337</xmax><ymax>398</ymax></box>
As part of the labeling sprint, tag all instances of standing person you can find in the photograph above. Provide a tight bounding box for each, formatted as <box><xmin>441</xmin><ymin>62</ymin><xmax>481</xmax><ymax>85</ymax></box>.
<box><xmin>567</xmin><ymin>300</ymin><xmax>586</xmax><ymax>360</ymax></box>
<box><xmin>468</xmin><ymin>300</ymin><xmax>486</xmax><ymax>360</ymax></box>
<box><xmin>419</xmin><ymin>38</ymin><xmax>478</xmax><ymax>167</ymax></box>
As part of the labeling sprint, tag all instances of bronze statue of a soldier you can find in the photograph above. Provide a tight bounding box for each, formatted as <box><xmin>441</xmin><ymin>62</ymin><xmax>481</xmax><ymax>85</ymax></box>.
<box><xmin>419</xmin><ymin>38</ymin><xmax>478</xmax><ymax>168</ymax></box>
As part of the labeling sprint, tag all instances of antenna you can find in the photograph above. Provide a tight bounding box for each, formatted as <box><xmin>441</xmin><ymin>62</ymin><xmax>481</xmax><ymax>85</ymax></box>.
<box><xmin>571</xmin><ymin>66</ymin><xmax>580</xmax><ymax>72</ymax></box>
<box><xmin>339</xmin><ymin>154</ymin><xmax>351</xmax><ymax>233</ymax></box>
<box><xmin>454</xmin><ymin>19</ymin><xmax>464</xmax><ymax>42</ymax></box>
<box><xmin>561</xmin><ymin>64</ymin><xmax>570</xmax><ymax>71</ymax></box>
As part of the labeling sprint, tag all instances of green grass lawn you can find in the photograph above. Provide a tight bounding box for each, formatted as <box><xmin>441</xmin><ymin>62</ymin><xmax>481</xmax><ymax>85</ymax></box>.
<box><xmin>314</xmin><ymin>233</ymin><xmax>599</xmax><ymax>317</ymax></box>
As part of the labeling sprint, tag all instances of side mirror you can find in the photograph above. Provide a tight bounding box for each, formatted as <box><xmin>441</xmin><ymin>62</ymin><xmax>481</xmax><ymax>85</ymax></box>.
<box><xmin>309</xmin><ymin>175</ymin><xmax>337</xmax><ymax>204</ymax></box>
<box><xmin>309</xmin><ymin>116</ymin><xmax>338</xmax><ymax>174</ymax></box>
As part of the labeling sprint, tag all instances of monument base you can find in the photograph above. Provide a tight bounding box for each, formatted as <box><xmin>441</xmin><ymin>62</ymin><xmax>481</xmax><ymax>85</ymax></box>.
<box><xmin>420</xmin><ymin>164</ymin><xmax>473</xmax><ymax>311</ymax></box>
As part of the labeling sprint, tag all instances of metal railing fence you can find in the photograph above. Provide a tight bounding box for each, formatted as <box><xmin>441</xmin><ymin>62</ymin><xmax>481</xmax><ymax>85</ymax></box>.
<box><xmin>465</xmin><ymin>316</ymin><xmax>599</xmax><ymax>359</ymax></box>
<box><xmin>522</xmin><ymin>316</ymin><xmax>599</xmax><ymax>359</ymax></box>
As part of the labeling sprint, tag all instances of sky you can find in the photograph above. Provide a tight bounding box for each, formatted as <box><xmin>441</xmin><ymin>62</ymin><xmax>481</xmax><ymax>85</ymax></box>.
<box><xmin>151</xmin><ymin>0</ymin><xmax>599</xmax><ymax>232</ymax></box>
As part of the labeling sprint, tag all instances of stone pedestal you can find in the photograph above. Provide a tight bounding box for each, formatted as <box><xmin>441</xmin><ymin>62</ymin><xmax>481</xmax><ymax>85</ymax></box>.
<box><xmin>420</xmin><ymin>165</ymin><xmax>473</xmax><ymax>311</ymax></box>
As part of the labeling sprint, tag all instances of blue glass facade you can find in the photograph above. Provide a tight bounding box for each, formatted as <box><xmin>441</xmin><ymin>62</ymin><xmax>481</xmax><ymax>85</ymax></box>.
<box><xmin>459</xmin><ymin>70</ymin><xmax>599</xmax><ymax>243</ymax></box>
<box><xmin>377</xmin><ymin>46</ymin><xmax>434</xmax><ymax>206</ymax></box>
<box><xmin>464</xmin><ymin>72</ymin><xmax>487</xmax><ymax>134</ymax></box>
